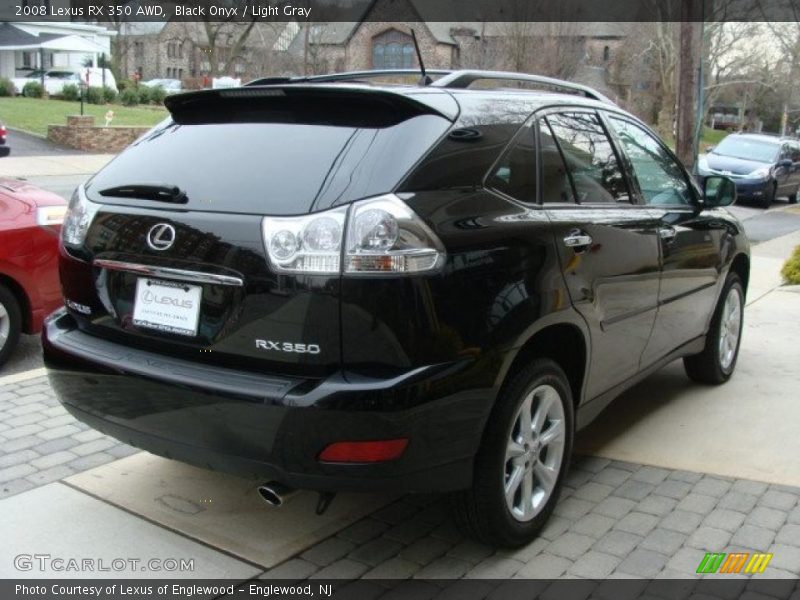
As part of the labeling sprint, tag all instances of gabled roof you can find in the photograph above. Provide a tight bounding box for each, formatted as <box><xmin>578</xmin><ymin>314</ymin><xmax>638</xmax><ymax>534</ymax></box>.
<box><xmin>0</xmin><ymin>23</ymin><xmax>62</xmax><ymax>50</ymax></box>
<box><xmin>293</xmin><ymin>0</ymin><xmax>628</xmax><ymax>46</ymax></box>
<box><xmin>0</xmin><ymin>24</ymin><xmax>108</xmax><ymax>53</ymax></box>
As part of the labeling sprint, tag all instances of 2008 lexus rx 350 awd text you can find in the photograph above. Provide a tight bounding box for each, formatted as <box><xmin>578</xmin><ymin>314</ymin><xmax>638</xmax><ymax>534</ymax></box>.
<box><xmin>43</xmin><ymin>69</ymin><xmax>749</xmax><ymax>547</ymax></box>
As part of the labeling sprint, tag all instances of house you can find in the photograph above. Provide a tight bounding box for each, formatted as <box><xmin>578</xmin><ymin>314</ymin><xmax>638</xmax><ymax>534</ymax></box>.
<box><xmin>117</xmin><ymin>21</ymin><xmax>294</xmax><ymax>85</ymax></box>
<box><xmin>115</xmin><ymin>0</ymin><xmax>631</xmax><ymax>99</ymax></box>
<box><xmin>0</xmin><ymin>21</ymin><xmax>114</xmax><ymax>80</ymax></box>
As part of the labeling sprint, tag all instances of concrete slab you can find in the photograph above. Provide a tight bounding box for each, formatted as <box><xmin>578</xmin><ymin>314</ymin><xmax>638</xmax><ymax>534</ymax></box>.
<box><xmin>0</xmin><ymin>154</ymin><xmax>113</xmax><ymax>178</ymax></box>
<box><xmin>66</xmin><ymin>453</ymin><xmax>393</xmax><ymax>569</ymax></box>
<box><xmin>576</xmin><ymin>287</ymin><xmax>800</xmax><ymax>487</ymax></box>
<box><xmin>0</xmin><ymin>482</ymin><xmax>260</xmax><ymax>578</ymax></box>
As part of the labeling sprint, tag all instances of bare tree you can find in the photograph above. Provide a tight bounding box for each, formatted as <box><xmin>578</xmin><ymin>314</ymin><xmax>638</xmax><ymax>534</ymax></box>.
<box><xmin>498</xmin><ymin>21</ymin><xmax>585</xmax><ymax>81</ymax></box>
<box><xmin>760</xmin><ymin>11</ymin><xmax>800</xmax><ymax>133</ymax></box>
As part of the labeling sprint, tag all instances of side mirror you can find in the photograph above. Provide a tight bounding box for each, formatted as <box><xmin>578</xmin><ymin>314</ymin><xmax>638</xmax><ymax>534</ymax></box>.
<box><xmin>703</xmin><ymin>175</ymin><xmax>736</xmax><ymax>207</ymax></box>
<box><xmin>779</xmin><ymin>158</ymin><xmax>793</xmax><ymax>168</ymax></box>
<box><xmin>705</xmin><ymin>145</ymin><xmax>715</xmax><ymax>153</ymax></box>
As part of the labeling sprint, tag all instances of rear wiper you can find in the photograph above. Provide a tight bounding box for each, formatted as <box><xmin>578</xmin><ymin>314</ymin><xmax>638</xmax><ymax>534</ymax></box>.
<box><xmin>98</xmin><ymin>184</ymin><xmax>188</xmax><ymax>204</ymax></box>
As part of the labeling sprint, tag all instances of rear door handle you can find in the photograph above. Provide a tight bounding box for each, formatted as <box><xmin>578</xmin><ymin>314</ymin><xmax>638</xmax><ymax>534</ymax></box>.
<box><xmin>659</xmin><ymin>226</ymin><xmax>677</xmax><ymax>242</ymax></box>
<box><xmin>563</xmin><ymin>231</ymin><xmax>593</xmax><ymax>250</ymax></box>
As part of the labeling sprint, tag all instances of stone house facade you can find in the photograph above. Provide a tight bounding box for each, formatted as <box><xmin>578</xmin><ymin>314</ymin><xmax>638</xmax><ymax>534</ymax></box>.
<box><xmin>116</xmin><ymin>0</ymin><xmax>634</xmax><ymax>101</ymax></box>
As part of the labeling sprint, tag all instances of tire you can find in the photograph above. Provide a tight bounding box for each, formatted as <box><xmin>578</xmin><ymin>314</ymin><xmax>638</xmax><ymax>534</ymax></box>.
<box><xmin>761</xmin><ymin>183</ymin><xmax>776</xmax><ymax>209</ymax></box>
<box><xmin>0</xmin><ymin>283</ymin><xmax>22</xmax><ymax>367</ymax></box>
<box><xmin>789</xmin><ymin>187</ymin><xmax>799</xmax><ymax>204</ymax></box>
<box><xmin>684</xmin><ymin>273</ymin><xmax>744</xmax><ymax>385</ymax></box>
<box><xmin>451</xmin><ymin>358</ymin><xmax>574</xmax><ymax>547</ymax></box>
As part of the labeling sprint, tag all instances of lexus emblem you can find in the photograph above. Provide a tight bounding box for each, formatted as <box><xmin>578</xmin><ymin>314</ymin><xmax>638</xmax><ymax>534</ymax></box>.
<box><xmin>147</xmin><ymin>223</ymin><xmax>176</xmax><ymax>251</ymax></box>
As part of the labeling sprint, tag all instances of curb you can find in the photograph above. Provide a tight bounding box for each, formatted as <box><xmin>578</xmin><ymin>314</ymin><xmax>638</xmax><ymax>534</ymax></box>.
<box><xmin>6</xmin><ymin>125</ymin><xmax>48</xmax><ymax>139</ymax></box>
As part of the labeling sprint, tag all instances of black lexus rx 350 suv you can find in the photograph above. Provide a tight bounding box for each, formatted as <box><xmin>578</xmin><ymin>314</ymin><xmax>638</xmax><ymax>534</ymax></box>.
<box><xmin>44</xmin><ymin>70</ymin><xmax>749</xmax><ymax>547</ymax></box>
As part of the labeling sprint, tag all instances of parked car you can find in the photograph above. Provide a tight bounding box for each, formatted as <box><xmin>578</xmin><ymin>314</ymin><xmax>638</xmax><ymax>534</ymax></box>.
<box><xmin>697</xmin><ymin>133</ymin><xmax>800</xmax><ymax>208</ymax></box>
<box><xmin>0</xmin><ymin>122</ymin><xmax>9</xmax><ymax>157</ymax></box>
<box><xmin>0</xmin><ymin>179</ymin><xmax>66</xmax><ymax>366</ymax></box>
<box><xmin>141</xmin><ymin>78</ymin><xmax>182</xmax><ymax>94</ymax></box>
<box><xmin>12</xmin><ymin>67</ymin><xmax>117</xmax><ymax>96</ymax></box>
<box><xmin>43</xmin><ymin>69</ymin><xmax>749</xmax><ymax>547</ymax></box>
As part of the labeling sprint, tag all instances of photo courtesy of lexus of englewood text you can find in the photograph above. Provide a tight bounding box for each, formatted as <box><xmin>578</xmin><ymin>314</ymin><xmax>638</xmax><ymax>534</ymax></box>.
<box><xmin>1</xmin><ymin>0</ymin><xmax>800</xmax><ymax>599</ymax></box>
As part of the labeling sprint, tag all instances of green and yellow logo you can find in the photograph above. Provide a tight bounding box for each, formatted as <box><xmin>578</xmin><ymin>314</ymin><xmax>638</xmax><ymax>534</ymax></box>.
<box><xmin>696</xmin><ymin>552</ymin><xmax>773</xmax><ymax>574</ymax></box>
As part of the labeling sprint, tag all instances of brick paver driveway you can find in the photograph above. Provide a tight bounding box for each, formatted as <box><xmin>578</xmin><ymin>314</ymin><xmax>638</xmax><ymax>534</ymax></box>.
<box><xmin>3</xmin><ymin>375</ymin><xmax>800</xmax><ymax>581</ymax></box>
<box><xmin>0</xmin><ymin>376</ymin><xmax>137</xmax><ymax>497</ymax></box>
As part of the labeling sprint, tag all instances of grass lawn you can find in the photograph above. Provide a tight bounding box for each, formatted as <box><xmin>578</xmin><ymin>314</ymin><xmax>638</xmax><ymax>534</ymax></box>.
<box><xmin>665</xmin><ymin>127</ymin><xmax>729</xmax><ymax>153</ymax></box>
<box><xmin>0</xmin><ymin>96</ymin><xmax>167</xmax><ymax>137</ymax></box>
<box><xmin>699</xmin><ymin>127</ymin><xmax>728</xmax><ymax>150</ymax></box>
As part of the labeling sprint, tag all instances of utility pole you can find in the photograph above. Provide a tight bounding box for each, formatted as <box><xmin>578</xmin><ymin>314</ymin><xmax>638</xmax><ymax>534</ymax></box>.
<box><xmin>676</xmin><ymin>0</ymin><xmax>703</xmax><ymax>170</ymax></box>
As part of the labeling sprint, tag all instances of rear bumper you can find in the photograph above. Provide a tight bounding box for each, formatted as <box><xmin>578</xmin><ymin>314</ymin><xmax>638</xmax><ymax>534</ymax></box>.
<box><xmin>43</xmin><ymin>309</ymin><xmax>490</xmax><ymax>493</ymax></box>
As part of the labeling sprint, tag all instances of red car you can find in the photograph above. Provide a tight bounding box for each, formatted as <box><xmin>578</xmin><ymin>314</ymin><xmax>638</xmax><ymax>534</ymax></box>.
<box><xmin>0</xmin><ymin>122</ymin><xmax>9</xmax><ymax>157</ymax></box>
<box><xmin>0</xmin><ymin>179</ymin><xmax>66</xmax><ymax>365</ymax></box>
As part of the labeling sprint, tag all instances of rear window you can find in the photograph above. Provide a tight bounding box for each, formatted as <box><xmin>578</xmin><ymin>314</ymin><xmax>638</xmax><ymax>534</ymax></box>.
<box><xmin>88</xmin><ymin>112</ymin><xmax>450</xmax><ymax>215</ymax></box>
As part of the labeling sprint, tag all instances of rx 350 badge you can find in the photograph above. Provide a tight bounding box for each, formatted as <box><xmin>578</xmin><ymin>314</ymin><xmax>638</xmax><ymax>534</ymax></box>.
<box><xmin>255</xmin><ymin>339</ymin><xmax>321</xmax><ymax>354</ymax></box>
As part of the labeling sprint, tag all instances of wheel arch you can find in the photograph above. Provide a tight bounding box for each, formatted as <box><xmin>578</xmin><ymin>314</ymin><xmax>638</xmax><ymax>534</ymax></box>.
<box><xmin>0</xmin><ymin>273</ymin><xmax>32</xmax><ymax>333</ymax></box>
<box><xmin>498</xmin><ymin>319</ymin><xmax>590</xmax><ymax>412</ymax></box>
<box><xmin>729</xmin><ymin>252</ymin><xmax>750</xmax><ymax>296</ymax></box>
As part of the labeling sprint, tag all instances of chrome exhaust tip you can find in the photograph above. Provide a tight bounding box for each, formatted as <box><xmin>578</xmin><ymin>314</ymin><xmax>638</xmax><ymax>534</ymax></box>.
<box><xmin>257</xmin><ymin>482</ymin><xmax>294</xmax><ymax>507</ymax></box>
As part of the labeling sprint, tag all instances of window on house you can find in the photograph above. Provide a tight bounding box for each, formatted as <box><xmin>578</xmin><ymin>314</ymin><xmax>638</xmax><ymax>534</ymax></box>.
<box><xmin>371</xmin><ymin>29</ymin><xmax>415</xmax><ymax>69</ymax></box>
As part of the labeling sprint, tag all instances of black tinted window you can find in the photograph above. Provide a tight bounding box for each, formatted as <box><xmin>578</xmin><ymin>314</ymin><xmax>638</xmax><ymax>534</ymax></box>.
<box><xmin>609</xmin><ymin>117</ymin><xmax>692</xmax><ymax>206</ymax></box>
<box><xmin>488</xmin><ymin>124</ymin><xmax>536</xmax><ymax>203</ymax></box>
<box><xmin>88</xmin><ymin>115</ymin><xmax>450</xmax><ymax>215</ymax></box>
<box><xmin>546</xmin><ymin>112</ymin><xmax>629</xmax><ymax>204</ymax></box>
<box><xmin>539</xmin><ymin>120</ymin><xmax>575</xmax><ymax>204</ymax></box>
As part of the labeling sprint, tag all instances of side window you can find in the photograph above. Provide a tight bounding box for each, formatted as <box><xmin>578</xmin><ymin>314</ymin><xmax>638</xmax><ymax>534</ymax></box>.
<box><xmin>791</xmin><ymin>143</ymin><xmax>800</xmax><ymax>162</ymax></box>
<box><xmin>488</xmin><ymin>124</ymin><xmax>536</xmax><ymax>204</ymax></box>
<box><xmin>539</xmin><ymin>119</ymin><xmax>575</xmax><ymax>203</ymax></box>
<box><xmin>545</xmin><ymin>112</ymin><xmax>629</xmax><ymax>204</ymax></box>
<box><xmin>608</xmin><ymin>116</ymin><xmax>692</xmax><ymax>206</ymax></box>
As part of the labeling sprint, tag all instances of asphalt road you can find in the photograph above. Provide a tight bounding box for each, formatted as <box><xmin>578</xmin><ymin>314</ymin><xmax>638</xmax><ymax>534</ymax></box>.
<box><xmin>5</xmin><ymin>128</ymin><xmax>83</xmax><ymax>157</ymax></box>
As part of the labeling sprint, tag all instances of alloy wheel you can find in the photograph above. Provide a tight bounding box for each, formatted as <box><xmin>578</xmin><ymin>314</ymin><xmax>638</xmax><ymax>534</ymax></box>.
<box><xmin>0</xmin><ymin>301</ymin><xmax>9</xmax><ymax>350</ymax></box>
<box><xmin>718</xmin><ymin>286</ymin><xmax>742</xmax><ymax>372</ymax></box>
<box><xmin>504</xmin><ymin>384</ymin><xmax>566</xmax><ymax>522</ymax></box>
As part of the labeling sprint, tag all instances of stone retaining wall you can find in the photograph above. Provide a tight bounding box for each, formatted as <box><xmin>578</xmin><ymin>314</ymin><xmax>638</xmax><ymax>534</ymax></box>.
<box><xmin>47</xmin><ymin>115</ymin><xmax>150</xmax><ymax>153</ymax></box>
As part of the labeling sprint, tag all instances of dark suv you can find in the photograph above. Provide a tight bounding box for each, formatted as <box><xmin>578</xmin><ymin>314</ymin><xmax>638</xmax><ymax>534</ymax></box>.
<box><xmin>43</xmin><ymin>70</ymin><xmax>749</xmax><ymax>547</ymax></box>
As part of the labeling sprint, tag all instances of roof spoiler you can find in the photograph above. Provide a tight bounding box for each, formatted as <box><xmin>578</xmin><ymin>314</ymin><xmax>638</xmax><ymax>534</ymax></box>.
<box><xmin>164</xmin><ymin>85</ymin><xmax>459</xmax><ymax>126</ymax></box>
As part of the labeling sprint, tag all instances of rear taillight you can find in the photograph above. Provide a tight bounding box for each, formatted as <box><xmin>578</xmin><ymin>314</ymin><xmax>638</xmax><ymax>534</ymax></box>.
<box><xmin>61</xmin><ymin>185</ymin><xmax>100</xmax><ymax>248</ymax></box>
<box><xmin>36</xmin><ymin>205</ymin><xmax>67</xmax><ymax>233</ymax></box>
<box><xmin>261</xmin><ymin>206</ymin><xmax>348</xmax><ymax>274</ymax></box>
<box><xmin>261</xmin><ymin>194</ymin><xmax>445</xmax><ymax>276</ymax></box>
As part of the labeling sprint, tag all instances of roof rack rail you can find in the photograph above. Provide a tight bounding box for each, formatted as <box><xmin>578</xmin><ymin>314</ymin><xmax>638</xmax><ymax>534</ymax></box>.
<box><xmin>430</xmin><ymin>70</ymin><xmax>614</xmax><ymax>104</ymax></box>
<box><xmin>244</xmin><ymin>68</ymin><xmax>614</xmax><ymax>105</ymax></box>
<box><xmin>246</xmin><ymin>69</ymin><xmax>453</xmax><ymax>87</ymax></box>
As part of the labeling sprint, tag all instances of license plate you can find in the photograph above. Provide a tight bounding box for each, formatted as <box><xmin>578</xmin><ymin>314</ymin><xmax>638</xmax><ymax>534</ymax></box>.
<box><xmin>132</xmin><ymin>278</ymin><xmax>202</xmax><ymax>337</ymax></box>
